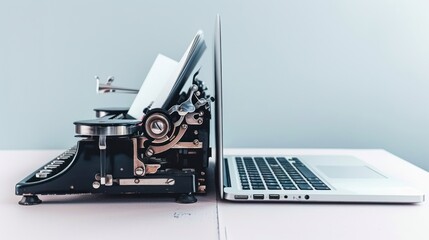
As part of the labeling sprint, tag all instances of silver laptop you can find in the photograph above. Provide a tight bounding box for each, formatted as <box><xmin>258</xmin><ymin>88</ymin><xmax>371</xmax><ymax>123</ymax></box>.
<box><xmin>214</xmin><ymin>15</ymin><xmax>424</xmax><ymax>203</ymax></box>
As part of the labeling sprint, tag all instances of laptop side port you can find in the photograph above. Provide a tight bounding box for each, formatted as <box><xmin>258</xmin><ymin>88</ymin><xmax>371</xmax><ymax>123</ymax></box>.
<box><xmin>253</xmin><ymin>194</ymin><xmax>264</xmax><ymax>200</ymax></box>
<box><xmin>269</xmin><ymin>194</ymin><xmax>280</xmax><ymax>200</ymax></box>
<box><xmin>234</xmin><ymin>195</ymin><xmax>249</xmax><ymax>200</ymax></box>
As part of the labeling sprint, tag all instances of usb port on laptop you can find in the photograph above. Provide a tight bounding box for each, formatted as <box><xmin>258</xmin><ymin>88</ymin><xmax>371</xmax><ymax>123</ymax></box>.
<box><xmin>269</xmin><ymin>194</ymin><xmax>280</xmax><ymax>200</ymax></box>
<box><xmin>234</xmin><ymin>195</ymin><xmax>249</xmax><ymax>200</ymax></box>
<box><xmin>253</xmin><ymin>194</ymin><xmax>264</xmax><ymax>200</ymax></box>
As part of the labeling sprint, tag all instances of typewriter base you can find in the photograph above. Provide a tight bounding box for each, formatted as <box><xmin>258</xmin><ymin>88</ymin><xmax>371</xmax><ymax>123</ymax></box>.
<box><xmin>16</xmin><ymin>175</ymin><xmax>202</xmax><ymax>205</ymax></box>
<box><xmin>16</xmin><ymin>138</ymin><xmax>209</xmax><ymax>205</ymax></box>
<box><xmin>17</xmin><ymin>192</ymin><xmax>201</xmax><ymax>205</ymax></box>
<box><xmin>19</xmin><ymin>195</ymin><xmax>42</xmax><ymax>206</ymax></box>
<box><xmin>176</xmin><ymin>193</ymin><xmax>198</xmax><ymax>204</ymax></box>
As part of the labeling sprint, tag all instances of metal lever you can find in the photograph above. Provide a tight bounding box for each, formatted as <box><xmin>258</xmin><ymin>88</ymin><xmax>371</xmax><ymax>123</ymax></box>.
<box><xmin>96</xmin><ymin>76</ymin><xmax>139</xmax><ymax>94</ymax></box>
<box><xmin>168</xmin><ymin>84</ymin><xmax>198</xmax><ymax>116</ymax></box>
<box><xmin>99</xmin><ymin>135</ymin><xmax>107</xmax><ymax>185</ymax></box>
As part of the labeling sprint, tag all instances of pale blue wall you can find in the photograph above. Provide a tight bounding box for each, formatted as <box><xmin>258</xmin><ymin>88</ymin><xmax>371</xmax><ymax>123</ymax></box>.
<box><xmin>1</xmin><ymin>0</ymin><xmax>428</xmax><ymax>170</ymax></box>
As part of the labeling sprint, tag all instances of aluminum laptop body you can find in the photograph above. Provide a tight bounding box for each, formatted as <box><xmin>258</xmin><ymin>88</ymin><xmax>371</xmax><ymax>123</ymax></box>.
<box><xmin>214</xmin><ymin>16</ymin><xmax>424</xmax><ymax>203</ymax></box>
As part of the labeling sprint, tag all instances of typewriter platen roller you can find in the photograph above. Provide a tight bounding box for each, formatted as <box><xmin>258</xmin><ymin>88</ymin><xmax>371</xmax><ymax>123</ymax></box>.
<box><xmin>15</xmin><ymin>31</ymin><xmax>212</xmax><ymax>205</ymax></box>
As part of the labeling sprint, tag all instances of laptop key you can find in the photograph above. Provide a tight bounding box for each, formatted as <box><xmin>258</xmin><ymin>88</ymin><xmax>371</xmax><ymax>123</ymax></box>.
<box><xmin>294</xmin><ymin>180</ymin><xmax>308</xmax><ymax>184</ymax></box>
<box><xmin>297</xmin><ymin>184</ymin><xmax>313</xmax><ymax>190</ymax></box>
<box><xmin>315</xmin><ymin>186</ymin><xmax>330</xmax><ymax>190</ymax></box>
<box><xmin>311</xmin><ymin>185</ymin><xmax>326</xmax><ymax>188</ymax></box>
<box><xmin>307</xmin><ymin>177</ymin><xmax>320</xmax><ymax>181</ymax></box>
<box><xmin>251</xmin><ymin>183</ymin><xmax>265</xmax><ymax>187</ymax></box>
<box><xmin>267</xmin><ymin>184</ymin><xmax>280</xmax><ymax>188</ymax></box>
<box><xmin>282</xmin><ymin>184</ymin><xmax>296</xmax><ymax>188</ymax></box>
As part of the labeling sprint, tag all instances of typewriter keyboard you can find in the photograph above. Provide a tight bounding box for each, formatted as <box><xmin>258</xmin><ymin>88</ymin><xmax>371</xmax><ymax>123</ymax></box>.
<box><xmin>236</xmin><ymin>157</ymin><xmax>330</xmax><ymax>191</ymax></box>
<box><xmin>34</xmin><ymin>147</ymin><xmax>77</xmax><ymax>179</ymax></box>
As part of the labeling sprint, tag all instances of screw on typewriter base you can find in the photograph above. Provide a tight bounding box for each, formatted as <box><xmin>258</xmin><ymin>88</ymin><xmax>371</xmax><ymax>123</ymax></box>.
<box><xmin>19</xmin><ymin>195</ymin><xmax>42</xmax><ymax>205</ymax></box>
<box><xmin>176</xmin><ymin>193</ymin><xmax>197</xmax><ymax>204</ymax></box>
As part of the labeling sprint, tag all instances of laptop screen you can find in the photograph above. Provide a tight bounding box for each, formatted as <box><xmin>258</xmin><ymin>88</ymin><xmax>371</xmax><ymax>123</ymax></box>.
<box><xmin>214</xmin><ymin>15</ymin><xmax>225</xmax><ymax>198</ymax></box>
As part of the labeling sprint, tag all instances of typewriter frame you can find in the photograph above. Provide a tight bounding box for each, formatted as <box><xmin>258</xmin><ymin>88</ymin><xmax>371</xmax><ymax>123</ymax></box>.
<box><xmin>15</xmin><ymin>72</ymin><xmax>212</xmax><ymax>205</ymax></box>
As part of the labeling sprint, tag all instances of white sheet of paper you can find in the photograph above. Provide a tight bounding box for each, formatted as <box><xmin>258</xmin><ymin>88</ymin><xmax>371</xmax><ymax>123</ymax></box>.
<box><xmin>127</xmin><ymin>54</ymin><xmax>178</xmax><ymax>120</ymax></box>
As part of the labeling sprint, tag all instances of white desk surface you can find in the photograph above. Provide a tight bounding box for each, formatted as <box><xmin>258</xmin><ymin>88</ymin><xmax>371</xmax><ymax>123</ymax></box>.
<box><xmin>1</xmin><ymin>149</ymin><xmax>428</xmax><ymax>240</ymax></box>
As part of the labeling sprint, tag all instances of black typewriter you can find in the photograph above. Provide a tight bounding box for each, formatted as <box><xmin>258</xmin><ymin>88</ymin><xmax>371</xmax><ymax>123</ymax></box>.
<box><xmin>15</xmin><ymin>31</ymin><xmax>212</xmax><ymax>205</ymax></box>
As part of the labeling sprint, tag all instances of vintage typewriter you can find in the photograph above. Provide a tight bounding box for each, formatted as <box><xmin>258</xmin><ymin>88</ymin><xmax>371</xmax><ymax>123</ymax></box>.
<box><xmin>16</xmin><ymin>31</ymin><xmax>212</xmax><ymax>205</ymax></box>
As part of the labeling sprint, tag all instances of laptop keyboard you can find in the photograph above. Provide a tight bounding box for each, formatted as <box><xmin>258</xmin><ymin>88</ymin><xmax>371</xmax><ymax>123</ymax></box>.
<box><xmin>236</xmin><ymin>157</ymin><xmax>330</xmax><ymax>191</ymax></box>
